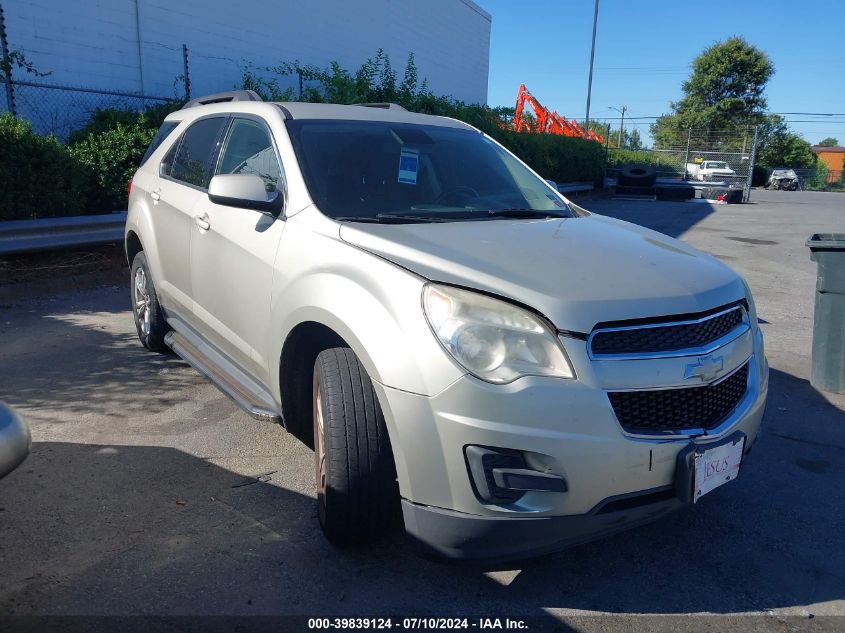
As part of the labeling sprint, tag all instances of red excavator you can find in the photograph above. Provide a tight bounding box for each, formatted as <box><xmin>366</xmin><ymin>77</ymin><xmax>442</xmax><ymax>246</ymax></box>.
<box><xmin>512</xmin><ymin>84</ymin><xmax>603</xmax><ymax>143</ymax></box>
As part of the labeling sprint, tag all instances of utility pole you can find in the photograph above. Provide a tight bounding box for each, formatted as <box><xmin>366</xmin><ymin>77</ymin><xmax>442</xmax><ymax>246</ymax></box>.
<box><xmin>584</xmin><ymin>0</ymin><xmax>599</xmax><ymax>129</ymax></box>
<box><xmin>608</xmin><ymin>105</ymin><xmax>626</xmax><ymax>147</ymax></box>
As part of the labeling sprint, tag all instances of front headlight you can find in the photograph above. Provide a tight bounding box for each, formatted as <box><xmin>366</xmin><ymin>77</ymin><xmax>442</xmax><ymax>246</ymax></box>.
<box><xmin>740</xmin><ymin>278</ymin><xmax>758</xmax><ymax>326</ymax></box>
<box><xmin>422</xmin><ymin>284</ymin><xmax>575</xmax><ymax>384</ymax></box>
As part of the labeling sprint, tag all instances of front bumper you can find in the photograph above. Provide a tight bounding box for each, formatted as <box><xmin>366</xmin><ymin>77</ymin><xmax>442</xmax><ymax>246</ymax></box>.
<box><xmin>402</xmin><ymin>493</ymin><xmax>685</xmax><ymax>564</ymax></box>
<box><xmin>375</xmin><ymin>327</ymin><xmax>768</xmax><ymax>562</ymax></box>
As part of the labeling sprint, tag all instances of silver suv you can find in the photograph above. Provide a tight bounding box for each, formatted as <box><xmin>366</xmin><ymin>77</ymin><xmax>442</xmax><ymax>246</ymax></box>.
<box><xmin>126</xmin><ymin>91</ymin><xmax>768</xmax><ymax>562</ymax></box>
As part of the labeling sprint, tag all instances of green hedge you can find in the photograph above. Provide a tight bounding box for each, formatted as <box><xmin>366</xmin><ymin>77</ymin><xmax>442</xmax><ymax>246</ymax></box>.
<box><xmin>495</xmin><ymin>130</ymin><xmax>605</xmax><ymax>185</ymax></box>
<box><xmin>1</xmin><ymin>95</ymin><xmax>605</xmax><ymax>221</ymax></box>
<box><xmin>0</xmin><ymin>113</ymin><xmax>91</xmax><ymax>220</ymax></box>
<box><xmin>69</xmin><ymin>121</ymin><xmax>157</xmax><ymax>211</ymax></box>
<box><xmin>0</xmin><ymin>103</ymin><xmax>182</xmax><ymax>220</ymax></box>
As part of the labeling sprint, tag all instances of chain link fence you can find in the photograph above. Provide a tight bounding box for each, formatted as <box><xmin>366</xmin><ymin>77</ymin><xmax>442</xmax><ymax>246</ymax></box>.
<box><xmin>791</xmin><ymin>167</ymin><xmax>845</xmax><ymax>191</ymax></box>
<box><xmin>0</xmin><ymin>1</ymin><xmax>189</xmax><ymax>140</ymax></box>
<box><xmin>5</xmin><ymin>80</ymin><xmax>174</xmax><ymax>140</ymax></box>
<box><xmin>603</xmin><ymin>124</ymin><xmax>759</xmax><ymax>201</ymax></box>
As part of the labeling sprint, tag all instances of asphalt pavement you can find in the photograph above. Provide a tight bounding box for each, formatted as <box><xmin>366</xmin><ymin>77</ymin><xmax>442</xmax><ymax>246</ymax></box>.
<box><xmin>1</xmin><ymin>189</ymin><xmax>843</xmax><ymax>631</ymax></box>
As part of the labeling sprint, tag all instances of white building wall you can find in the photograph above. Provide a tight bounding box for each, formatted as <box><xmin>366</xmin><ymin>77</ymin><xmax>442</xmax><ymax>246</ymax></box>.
<box><xmin>3</xmin><ymin>0</ymin><xmax>491</xmax><ymax>104</ymax></box>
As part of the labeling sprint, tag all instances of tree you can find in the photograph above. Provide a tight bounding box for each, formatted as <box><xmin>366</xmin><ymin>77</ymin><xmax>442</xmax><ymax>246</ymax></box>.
<box><xmin>627</xmin><ymin>128</ymin><xmax>643</xmax><ymax>150</ymax></box>
<box><xmin>651</xmin><ymin>37</ymin><xmax>774</xmax><ymax>146</ymax></box>
<box><xmin>757</xmin><ymin>115</ymin><xmax>816</xmax><ymax>168</ymax></box>
<box><xmin>818</xmin><ymin>137</ymin><xmax>840</xmax><ymax>147</ymax></box>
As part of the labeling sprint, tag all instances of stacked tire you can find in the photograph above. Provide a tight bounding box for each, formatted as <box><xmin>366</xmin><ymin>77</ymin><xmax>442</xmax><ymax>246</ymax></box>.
<box><xmin>616</xmin><ymin>164</ymin><xmax>657</xmax><ymax>197</ymax></box>
<box><xmin>617</xmin><ymin>164</ymin><xmax>657</xmax><ymax>187</ymax></box>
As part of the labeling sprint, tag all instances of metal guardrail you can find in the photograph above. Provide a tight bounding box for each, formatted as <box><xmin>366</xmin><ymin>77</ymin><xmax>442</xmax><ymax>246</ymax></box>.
<box><xmin>603</xmin><ymin>177</ymin><xmax>735</xmax><ymax>191</ymax></box>
<box><xmin>556</xmin><ymin>181</ymin><xmax>595</xmax><ymax>194</ymax></box>
<box><xmin>0</xmin><ymin>212</ymin><xmax>126</xmax><ymax>256</ymax></box>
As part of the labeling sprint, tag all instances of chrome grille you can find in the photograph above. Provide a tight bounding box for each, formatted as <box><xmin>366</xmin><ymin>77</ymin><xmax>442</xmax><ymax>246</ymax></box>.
<box><xmin>590</xmin><ymin>305</ymin><xmax>745</xmax><ymax>358</ymax></box>
<box><xmin>607</xmin><ymin>362</ymin><xmax>749</xmax><ymax>434</ymax></box>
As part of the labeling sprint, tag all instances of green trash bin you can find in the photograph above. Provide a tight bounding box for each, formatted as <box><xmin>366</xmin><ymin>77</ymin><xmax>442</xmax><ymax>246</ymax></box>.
<box><xmin>807</xmin><ymin>234</ymin><xmax>845</xmax><ymax>394</ymax></box>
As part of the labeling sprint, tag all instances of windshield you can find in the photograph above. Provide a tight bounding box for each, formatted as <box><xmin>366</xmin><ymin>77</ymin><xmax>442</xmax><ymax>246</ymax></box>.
<box><xmin>705</xmin><ymin>161</ymin><xmax>729</xmax><ymax>170</ymax></box>
<box><xmin>285</xmin><ymin>120</ymin><xmax>574</xmax><ymax>222</ymax></box>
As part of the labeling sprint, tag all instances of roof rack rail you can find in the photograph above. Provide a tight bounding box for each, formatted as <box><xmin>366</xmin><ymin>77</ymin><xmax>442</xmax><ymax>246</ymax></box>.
<box><xmin>182</xmin><ymin>90</ymin><xmax>263</xmax><ymax>109</ymax></box>
<box><xmin>356</xmin><ymin>102</ymin><xmax>407</xmax><ymax>111</ymax></box>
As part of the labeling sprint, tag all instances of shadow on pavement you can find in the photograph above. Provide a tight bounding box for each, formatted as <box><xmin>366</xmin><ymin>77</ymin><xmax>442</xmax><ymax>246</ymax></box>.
<box><xmin>583</xmin><ymin>196</ymin><xmax>718</xmax><ymax>239</ymax></box>
<box><xmin>1</xmin><ymin>279</ymin><xmax>843</xmax><ymax>620</ymax></box>
<box><xmin>1</xmin><ymin>366</ymin><xmax>843</xmax><ymax>619</ymax></box>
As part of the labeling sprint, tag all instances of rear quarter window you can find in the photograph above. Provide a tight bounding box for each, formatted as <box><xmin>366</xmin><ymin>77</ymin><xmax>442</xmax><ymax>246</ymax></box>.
<box><xmin>140</xmin><ymin>121</ymin><xmax>179</xmax><ymax>166</ymax></box>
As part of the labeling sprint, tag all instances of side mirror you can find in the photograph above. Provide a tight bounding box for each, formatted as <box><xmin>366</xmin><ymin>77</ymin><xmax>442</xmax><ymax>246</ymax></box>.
<box><xmin>208</xmin><ymin>174</ymin><xmax>284</xmax><ymax>217</ymax></box>
<box><xmin>0</xmin><ymin>402</ymin><xmax>31</xmax><ymax>479</ymax></box>
<box><xmin>545</xmin><ymin>179</ymin><xmax>558</xmax><ymax>191</ymax></box>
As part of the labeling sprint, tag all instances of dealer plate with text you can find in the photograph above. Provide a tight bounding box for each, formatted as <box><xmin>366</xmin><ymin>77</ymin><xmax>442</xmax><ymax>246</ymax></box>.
<box><xmin>693</xmin><ymin>436</ymin><xmax>745</xmax><ymax>503</ymax></box>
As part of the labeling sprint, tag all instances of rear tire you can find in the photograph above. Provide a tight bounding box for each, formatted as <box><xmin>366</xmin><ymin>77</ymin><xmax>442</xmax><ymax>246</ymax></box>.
<box><xmin>130</xmin><ymin>251</ymin><xmax>168</xmax><ymax>352</ymax></box>
<box><xmin>313</xmin><ymin>347</ymin><xmax>398</xmax><ymax>545</ymax></box>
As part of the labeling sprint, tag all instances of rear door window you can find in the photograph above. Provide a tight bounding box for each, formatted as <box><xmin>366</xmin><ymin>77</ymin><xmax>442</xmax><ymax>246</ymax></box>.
<box><xmin>169</xmin><ymin>117</ymin><xmax>228</xmax><ymax>189</ymax></box>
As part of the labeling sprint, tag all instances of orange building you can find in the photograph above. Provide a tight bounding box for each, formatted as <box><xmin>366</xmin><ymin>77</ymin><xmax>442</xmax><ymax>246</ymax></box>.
<box><xmin>812</xmin><ymin>145</ymin><xmax>845</xmax><ymax>183</ymax></box>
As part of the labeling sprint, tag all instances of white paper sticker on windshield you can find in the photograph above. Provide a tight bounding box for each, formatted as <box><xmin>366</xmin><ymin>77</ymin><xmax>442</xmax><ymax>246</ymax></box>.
<box><xmin>398</xmin><ymin>148</ymin><xmax>419</xmax><ymax>185</ymax></box>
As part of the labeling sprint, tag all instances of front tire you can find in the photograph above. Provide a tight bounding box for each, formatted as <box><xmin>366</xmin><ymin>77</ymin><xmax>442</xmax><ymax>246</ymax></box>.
<box><xmin>313</xmin><ymin>347</ymin><xmax>397</xmax><ymax>545</ymax></box>
<box><xmin>130</xmin><ymin>251</ymin><xmax>168</xmax><ymax>352</ymax></box>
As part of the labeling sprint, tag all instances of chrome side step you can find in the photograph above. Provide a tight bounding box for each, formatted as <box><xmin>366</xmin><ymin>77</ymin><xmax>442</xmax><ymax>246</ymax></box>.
<box><xmin>164</xmin><ymin>330</ymin><xmax>282</xmax><ymax>424</ymax></box>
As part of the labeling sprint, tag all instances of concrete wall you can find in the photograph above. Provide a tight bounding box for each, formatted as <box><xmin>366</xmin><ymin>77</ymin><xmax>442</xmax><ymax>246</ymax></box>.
<box><xmin>3</xmin><ymin>0</ymin><xmax>491</xmax><ymax>104</ymax></box>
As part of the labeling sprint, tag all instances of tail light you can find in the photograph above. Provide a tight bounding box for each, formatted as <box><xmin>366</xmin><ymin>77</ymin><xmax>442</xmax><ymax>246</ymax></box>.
<box><xmin>127</xmin><ymin>180</ymin><xmax>133</xmax><ymax>198</ymax></box>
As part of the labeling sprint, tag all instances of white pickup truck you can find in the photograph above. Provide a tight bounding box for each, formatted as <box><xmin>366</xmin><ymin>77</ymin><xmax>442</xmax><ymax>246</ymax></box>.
<box><xmin>686</xmin><ymin>161</ymin><xmax>737</xmax><ymax>182</ymax></box>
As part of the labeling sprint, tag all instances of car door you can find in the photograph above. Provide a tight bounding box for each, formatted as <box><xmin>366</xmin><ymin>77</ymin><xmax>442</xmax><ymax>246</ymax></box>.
<box><xmin>151</xmin><ymin>116</ymin><xmax>228</xmax><ymax>323</ymax></box>
<box><xmin>189</xmin><ymin>115</ymin><xmax>286</xmax><ymax>382</ymax></box>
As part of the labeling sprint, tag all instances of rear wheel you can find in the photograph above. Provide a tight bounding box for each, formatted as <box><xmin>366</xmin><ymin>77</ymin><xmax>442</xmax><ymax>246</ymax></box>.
<box><xmin>131</xmin><ymin>251</ymin><xmax>168</xmax><ymax>352</ymax></box>
<box><xmin>313</xmin><ymin>347</ymin><xmax>397</xmax><ymax>545</ymax></box>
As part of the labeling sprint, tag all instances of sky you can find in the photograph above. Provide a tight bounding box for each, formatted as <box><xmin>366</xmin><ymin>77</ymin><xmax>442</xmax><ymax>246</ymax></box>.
<box><xmin>474</xmin><ymin>0</ymin><xmax>845</xmax><ymax>147</ymax></box>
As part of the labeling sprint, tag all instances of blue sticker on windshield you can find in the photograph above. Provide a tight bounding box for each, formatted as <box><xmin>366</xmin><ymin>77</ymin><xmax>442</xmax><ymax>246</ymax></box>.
<box><xmin>398</xmin><ymin>148</ymin><xmax>419</xmax><ymax>185</ymax></box>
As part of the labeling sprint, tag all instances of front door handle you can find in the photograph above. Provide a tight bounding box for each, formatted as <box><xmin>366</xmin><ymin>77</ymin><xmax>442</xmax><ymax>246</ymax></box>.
<box><xmin>150</xmin><ymin>189</ymin><xmax>161</xmax><ymax>202</ymax></box>
<box><xmin>194</xmin><ymin>214</ymin><xmax>211</xmax><ymax>231</ymax></box>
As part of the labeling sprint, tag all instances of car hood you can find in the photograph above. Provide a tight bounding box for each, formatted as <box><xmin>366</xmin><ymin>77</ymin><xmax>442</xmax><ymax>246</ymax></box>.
<box><xmin>339</xmin><ymin>214</ymin><xmax>745</xmax><ymax>333</ymax></box>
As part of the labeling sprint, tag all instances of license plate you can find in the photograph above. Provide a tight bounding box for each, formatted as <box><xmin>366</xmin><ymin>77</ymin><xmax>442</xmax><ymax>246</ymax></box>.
<box><xmin>693</xmin><ymin>437</ymin><xmax>745</xmax><ymax>503</ymax></box>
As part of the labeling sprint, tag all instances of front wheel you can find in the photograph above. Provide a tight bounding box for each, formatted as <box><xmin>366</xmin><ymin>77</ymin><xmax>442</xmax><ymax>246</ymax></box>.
<box><xmin>313</xmin><ymin>347</ymin><xmax>397</xmax><ymax>545</ymax></box>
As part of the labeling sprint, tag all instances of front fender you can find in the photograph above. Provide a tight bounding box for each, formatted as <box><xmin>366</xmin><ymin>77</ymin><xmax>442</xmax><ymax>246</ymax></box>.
<box><xmin>268</xmin><ymin>222</ymin><xmax>464</xmax><ymax>401</ymax></box>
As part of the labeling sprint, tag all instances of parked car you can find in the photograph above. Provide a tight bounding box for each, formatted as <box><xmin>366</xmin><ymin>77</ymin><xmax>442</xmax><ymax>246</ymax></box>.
<box><xmin>686</xmin><ymin>160</ymin><xmax>737</xmax><ymax>182</ymax></box>
<box><xmin>765</xmin><ymin>168</ymin><xmax>799</xmax><ymax>191</ymax></box>
<box><xmin>126</xmin><ymin>91</ymin><xmax>768</xmax><ymax>562</ymax></box>
<box><xmin>0</xmin><ymin>402</ymin><xmax>31</xmax><ymax>479</ymax></box>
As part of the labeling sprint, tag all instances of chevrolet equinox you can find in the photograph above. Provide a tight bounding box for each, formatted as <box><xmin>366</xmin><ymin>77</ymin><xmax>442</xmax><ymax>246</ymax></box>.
<box><xmin>126</xmin><ymin>90</ymin><xmax>768</xmax><ymax>562</ymax></box>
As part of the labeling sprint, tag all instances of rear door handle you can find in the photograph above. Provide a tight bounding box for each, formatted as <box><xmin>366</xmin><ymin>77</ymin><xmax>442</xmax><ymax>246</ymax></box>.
<box><xmin>194</xmin><ymin>214</ymin><xmax>211</xmax><ymax>231</ymax></box>
<box><xmin>150</xmin><ymin>189</ymin><xmax>161</xmax><ymax>202</ymax></box>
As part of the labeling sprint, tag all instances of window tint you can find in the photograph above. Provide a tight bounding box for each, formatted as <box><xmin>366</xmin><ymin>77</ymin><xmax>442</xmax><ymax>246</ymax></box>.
<box><xmin>285</xmin><ymin>120</ymin><xmax>573</xmax><ymax>221</ymax></box>
<box><xmin>161</xmin><ymin>137</ymin><xmax>179</xmax><ymax>176</ymax></box>
<box><xmin>170</xmin><ymin>117</ymin><xmax>227</xmax><ymax>188</ymax></box>
<box><xmin>217</xmin><ymin>118</ymin><xmax>281</xmax><ymax>191</ymax></box>
<box><xmin>141</xmin><ymin>121</ymin><xmax>179</xmax><ymax>166</ymax></box>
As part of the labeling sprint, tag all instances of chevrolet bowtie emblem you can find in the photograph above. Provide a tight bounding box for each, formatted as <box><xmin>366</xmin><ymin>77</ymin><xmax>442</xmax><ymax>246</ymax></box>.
<box><xmin>684</xmin><ymin>355</ymin><xmax>724</xmax><ymax>382</ymax></box>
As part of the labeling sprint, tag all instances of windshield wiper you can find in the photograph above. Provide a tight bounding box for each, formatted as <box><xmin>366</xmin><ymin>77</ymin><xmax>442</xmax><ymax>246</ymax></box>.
<box><xmin>487</xmin><ymin>208</ymin><xmax>570</xmax><ymax>218</ymax></box>
<box><xmin>333</xmin><ymin>214</ymin><xmax>447</xmax><ymax>224</ymax></box>
<box><xmin>377</xmin><ymin>213</ymin><xmax>450</xmax><ymax>223</ymax></box>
